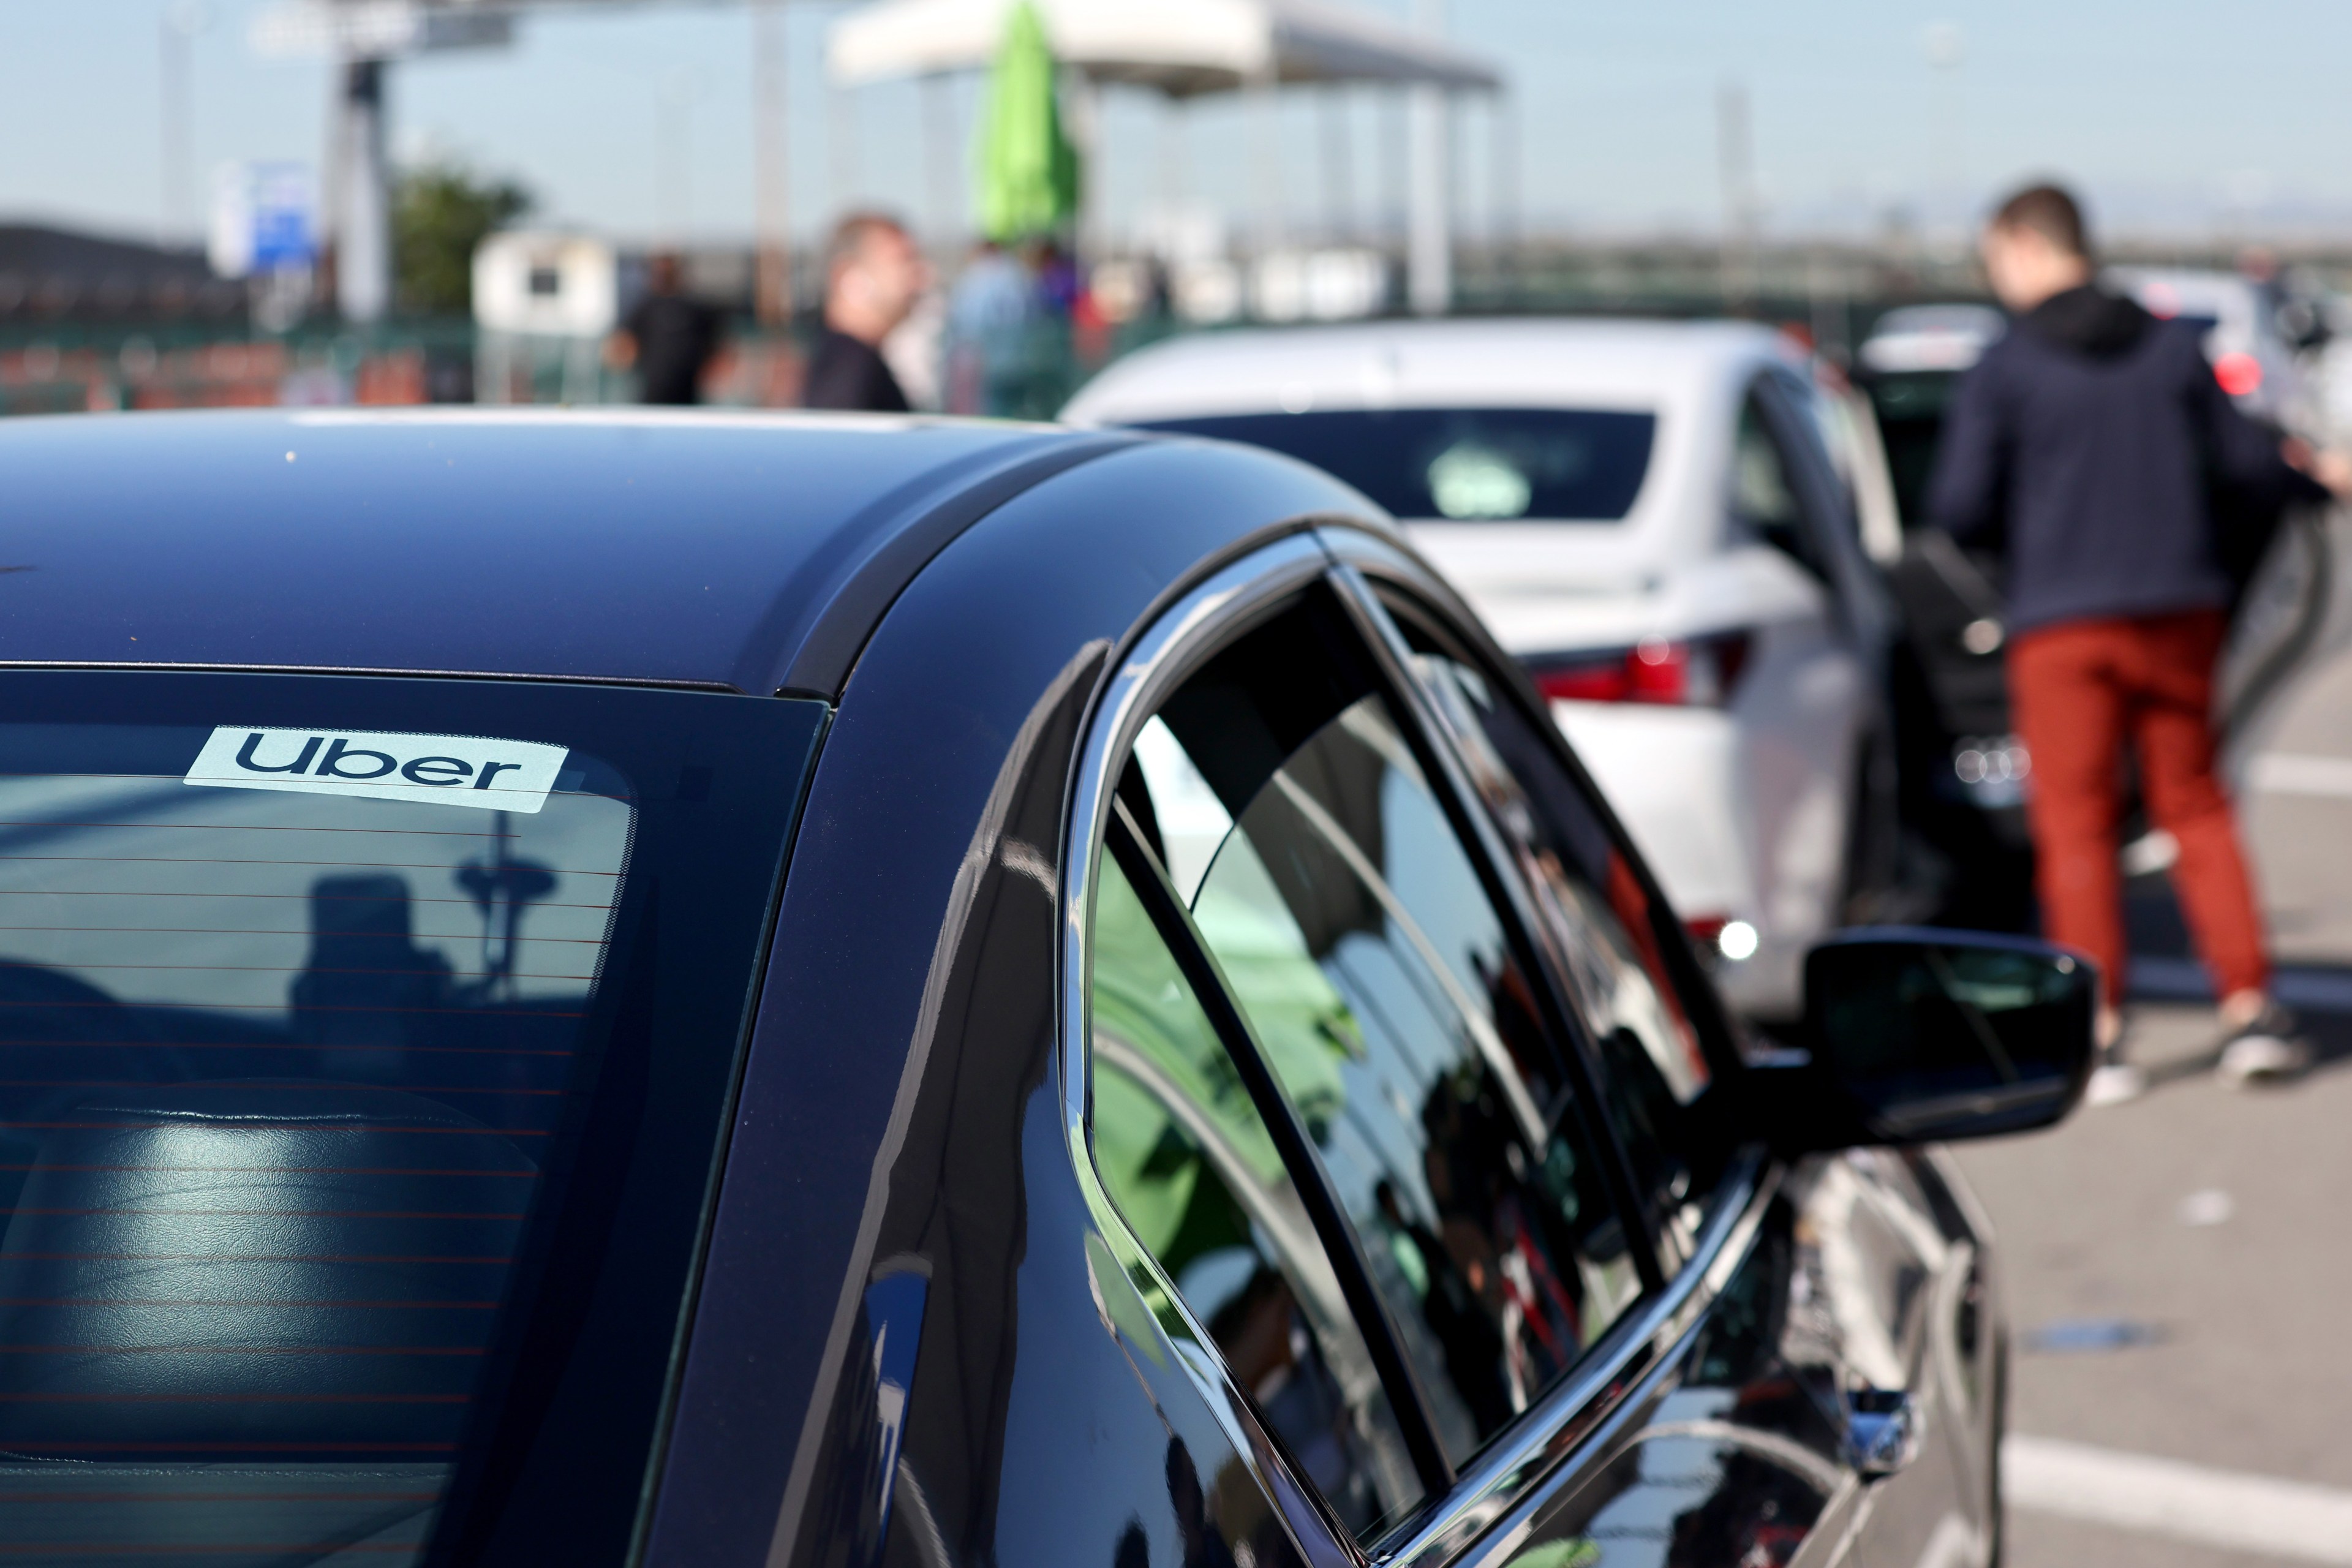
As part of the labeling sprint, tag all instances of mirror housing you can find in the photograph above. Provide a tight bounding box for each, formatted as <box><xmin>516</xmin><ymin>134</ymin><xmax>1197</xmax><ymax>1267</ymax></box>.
<box><xmin>1732</xmin><ymin>928</ymin><xmax>2097</xmax><ymax>1155</ymax></box>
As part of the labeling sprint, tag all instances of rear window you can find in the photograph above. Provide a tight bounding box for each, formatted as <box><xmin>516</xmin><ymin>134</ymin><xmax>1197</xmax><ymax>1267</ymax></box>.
<box><xmin>1136</xmin><ymin>408</ymin><xmax>1656</xmax><ymax>522</ymax></box>
<box><xmin>0</xmin><ymin>671</ymin><xmax>822</xmax><ymax>1567</ymax></box>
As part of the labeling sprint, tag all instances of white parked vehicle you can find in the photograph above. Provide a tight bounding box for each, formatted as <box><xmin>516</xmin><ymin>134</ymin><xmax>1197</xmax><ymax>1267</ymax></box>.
<box><xmin>1065</xmin><ymin>320</ymin><xmax>1900</xmax><ymax>1017</ymax></box>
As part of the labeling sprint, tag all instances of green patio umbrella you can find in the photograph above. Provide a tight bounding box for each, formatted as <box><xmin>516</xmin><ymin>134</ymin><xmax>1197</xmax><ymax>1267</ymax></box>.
<box><xmin>976</xmin><ymin>1</ymin><xmax>1079</xmax><ymax>244</ymax></box>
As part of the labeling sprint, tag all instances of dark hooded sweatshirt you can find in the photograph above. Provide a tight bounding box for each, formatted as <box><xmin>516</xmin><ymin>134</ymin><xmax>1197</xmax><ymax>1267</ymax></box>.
<box><xmin>1925</xmin><ymin>284</ymin><xmax>2326</xmax><ymax>633</ymax></box>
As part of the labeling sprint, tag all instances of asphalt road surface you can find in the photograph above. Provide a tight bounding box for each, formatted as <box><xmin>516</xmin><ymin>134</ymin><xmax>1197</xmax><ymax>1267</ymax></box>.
<box><xmin>1945</xmin><ymin>510</ymin><xmax>2352</xmax><ymax>1566</ymax></box>
<box><xmin>1955</xmin><ymin>1005</ymin><xmax>2352</xmax><ymax>1566</ymax></box>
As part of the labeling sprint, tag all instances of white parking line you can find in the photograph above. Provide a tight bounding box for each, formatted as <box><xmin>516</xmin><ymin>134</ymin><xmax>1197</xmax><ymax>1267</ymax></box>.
<box><xmin>2005</xmin><ymin>1434</ymin><xmax>2352</xmax><ymax>1563</ymax></box>
<box><xmin>2247</xmin><ymin>752</ymin><xmax>2352</xmax><ymax>799</ymax></box>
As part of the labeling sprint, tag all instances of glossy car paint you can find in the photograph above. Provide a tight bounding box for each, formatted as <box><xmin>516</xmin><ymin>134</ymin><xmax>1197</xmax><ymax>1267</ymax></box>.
<box><xmin>645</xmin><ymin>438</ymin><xmax>1374</xmax><ymax>1567</ymax></box>
<box><xmin>650</xmin><ymin>433</ymin><xmax>1996</xmax><ymax>1568</ymax></box>
<box><xmin>0</xmin><ymin>409</ymin><xmax>1126</xmax><ymax>695</ymax></box>
<box><xmin>0</xmin><ymin>410</ymin><xmax>2002</xmax><ymax>1568</ymax></box>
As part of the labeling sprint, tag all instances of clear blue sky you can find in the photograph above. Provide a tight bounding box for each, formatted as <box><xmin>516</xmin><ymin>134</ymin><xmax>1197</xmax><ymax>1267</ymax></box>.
<box><xmin>4</xmin><ymin>0</ymin><xmax>2350</xmax><ymax>250</ymax></box>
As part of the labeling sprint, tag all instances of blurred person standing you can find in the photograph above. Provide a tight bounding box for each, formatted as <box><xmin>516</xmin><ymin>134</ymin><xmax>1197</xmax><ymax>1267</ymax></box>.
<box><xmin>1928</xmin><ymin>183</ymin><xmax>2352</xmax><ymax>1104</ymax></box>
<box><xmin>802</xmin><ymin>213</ymin><xmax>927</xmax><ymax>413</ymax></box>
<box><xmin>606</xmin><ymin>252</ymin><xmax>722</xmax><ymax>406</ymax></box>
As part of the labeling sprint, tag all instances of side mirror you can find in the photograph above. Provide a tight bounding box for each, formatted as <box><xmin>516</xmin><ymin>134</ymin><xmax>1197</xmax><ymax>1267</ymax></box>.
<box><xmin>1737</xmin><ymin>929</ymin><xmax>2097</xmax><ymax>1153</ymax></box>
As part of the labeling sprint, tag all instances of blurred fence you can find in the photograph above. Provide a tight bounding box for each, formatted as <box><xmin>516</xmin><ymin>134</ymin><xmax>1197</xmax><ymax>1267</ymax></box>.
<box><xmin>0</xmin><ymin>322</ymin><xmax>477</xmax><ymax>417</ymax></box>
<box><xmin>0</xmin><ymin>313</ymin><xmax>1178</xmax><ymax>419</ymax></box>
<box><xmin>6</xmin><ymin>232</ymin><xmax>2343</xmax><ymax>418</ymax></box>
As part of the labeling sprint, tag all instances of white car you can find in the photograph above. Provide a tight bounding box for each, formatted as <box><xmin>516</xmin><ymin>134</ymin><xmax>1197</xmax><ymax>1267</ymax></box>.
<box><xmin>1065</xmin><ymin>319</ymin><xmax>1899</xmax><ymax>1018</ymax></box>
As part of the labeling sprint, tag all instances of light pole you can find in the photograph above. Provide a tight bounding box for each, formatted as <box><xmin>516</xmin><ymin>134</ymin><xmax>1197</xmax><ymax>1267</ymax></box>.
<box><xmin>658</xmin><ymin>66</ymin><xmax>703</xmax><ymax>244</ymax></box>
<box><xmin>754</xmin><ymin>0</ymin><xmax>792</xmax><ymax>323</ymax></box>
<box><xmin>1716</xmin><ymin>79</ymin><xmax>1757</xmax><ymax>311</ymax></box>
<box><xmin>160</xmin><ymin>0</ymin><xmax>211</xmax><ymax>247</ymax></box>
<box><xmin>1924</xmin><ymin>20</ymin><xmax>1965</xmax><ymax>230</ymax></box>
<box><xmin>1406</xmin><ymin>0</ymin><xmax>1450</xmax><ymax>315</ymax></box>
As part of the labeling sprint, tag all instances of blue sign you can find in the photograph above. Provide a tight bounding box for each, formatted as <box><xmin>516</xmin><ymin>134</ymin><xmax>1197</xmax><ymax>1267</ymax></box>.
<box><xmin>250</xmin><ymin>164</ymin><xmax>315</xmax><ymax>271</ymax></box>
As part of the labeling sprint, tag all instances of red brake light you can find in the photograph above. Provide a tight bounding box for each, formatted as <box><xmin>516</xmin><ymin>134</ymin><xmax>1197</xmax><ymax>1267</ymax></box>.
<box><xmin>1627</xmin><ymin>638</ymin><xmax>1689</xmax><ymax>701</ymax></box>
<box><xmin>1532</xmin><ymin>658</ymin><xmax>1632</xmax><ymax>703</ymax></box>
<box><xmin>1529</xmin><ymin>632</ymin><xmax>1752</xmax><ymax>709</ymax></box>
<box><xmin>2215</xmin><ymin>352</ymin><xmax>2263</xmax><ymax>398</ymax></box>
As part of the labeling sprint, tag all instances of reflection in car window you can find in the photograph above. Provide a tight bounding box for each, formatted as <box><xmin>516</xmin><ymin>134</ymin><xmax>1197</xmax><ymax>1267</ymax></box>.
<box><xmin>1395</xmin><ymin>619</ymin><xmax>1733</xmax><ymax>1270</ymax></box>
<box><xmin>0</xmin><ymin>677</ymin><xmax>818</xmax><ymax>1566</ymax></box>
<box><xmin>1088</xmin><ymin>848</ymin><xmax>1425</xmax><ymax>1540</ymax></box>
<box><xmin>1130</xmin><ymin>597</ymin><xmax>1642</xmax><ymax>1472</ymax></box>
<box><xmin>1136</xmin><ymin>409</ymin><xmax>1657</xmax><ymax>523</ymax></box>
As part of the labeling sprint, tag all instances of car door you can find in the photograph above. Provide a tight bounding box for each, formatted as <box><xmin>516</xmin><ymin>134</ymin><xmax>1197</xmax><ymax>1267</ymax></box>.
<box><xmin>1325</xmin><ymin>530</ymin><xmax>1989</xmax><ymax>1568</ymax></box>
<box><xmin>1072</xmin><ymin>567</ymin><xmax>1667</xmax><ymax>1559</ymax></box>
<box><xmin>1066</xmin><ymin>536</ymin><xmax>1901</xmax><ymax>1568</ymax></box>
<box><xmin>1726</xmin><ymin>383</ymin><xmax>1880</xmax><ymax>985</ymax></box>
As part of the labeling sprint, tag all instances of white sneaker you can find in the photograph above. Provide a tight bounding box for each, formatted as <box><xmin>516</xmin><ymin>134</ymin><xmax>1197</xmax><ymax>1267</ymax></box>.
<box><xmin>2218</xmin><ymin>1031</ymin><xmax>2310</xmax><ymax>1086</ymax></box>
<box><xmin>2084</xmin><ymin>1062</ymin><xmax>2148</xmax><ymax>1107</ymax></box>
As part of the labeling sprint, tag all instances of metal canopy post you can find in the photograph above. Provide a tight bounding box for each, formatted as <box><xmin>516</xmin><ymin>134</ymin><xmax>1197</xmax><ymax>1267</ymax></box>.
<box><xmin>755</xmin><ymin>0</ymin><xmax>793</xmax><ymax>324</ymax></box>
<box><xmin>1406</xmin><ymin>0</ymin><xmax>1449</xmax><ymax>315</ymax></box>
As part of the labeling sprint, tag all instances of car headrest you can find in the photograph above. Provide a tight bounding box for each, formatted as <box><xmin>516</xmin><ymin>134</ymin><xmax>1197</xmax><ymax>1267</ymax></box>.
<box><xmin>0</xmin><ymin>1080</ymin><xmax>536</xmax><ymax>1458</ymax></box>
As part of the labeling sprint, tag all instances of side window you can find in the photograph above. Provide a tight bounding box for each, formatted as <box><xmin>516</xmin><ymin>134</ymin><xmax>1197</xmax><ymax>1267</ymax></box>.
<box><xmin>1733</xmin><ymin>393</ymin><xmax>1828</xmax><ymax>582</ymax></box>
<box><xmin>1089</xmin><ymin>843</ymin><xmax>1427</xmax><ymax>1541</ymax></box>
<box><xmin>1387</xmin><ymin>600</ymin><xmax>1737</xmax><ymax>1270</ymax></box>
<box><xmin>1118</xmin><ymin>592</ymin><xmax>1643</xmax><ymax>1477</ymax></box>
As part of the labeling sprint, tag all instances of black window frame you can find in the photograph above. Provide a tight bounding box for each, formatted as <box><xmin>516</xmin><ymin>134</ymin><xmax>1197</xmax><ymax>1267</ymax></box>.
<box><xmin>1354</xmin><ymin>571</ymin><xmax>1761</xmax><ymax>1264</ymax></box>
<box><xmin>1072</xmin><ymin>570</ymin><xmax>1676</xmax><ymax>1553</ymax></box>
<box><xmin>1355</xmin><ymin>576</ymin><xmax>1750</xmax><ymax>1093</ymax></box>
<box><xmin>1733</xmin><ymin>383</ymin><xmax>1839</xmax><ymax>587</ymax></box>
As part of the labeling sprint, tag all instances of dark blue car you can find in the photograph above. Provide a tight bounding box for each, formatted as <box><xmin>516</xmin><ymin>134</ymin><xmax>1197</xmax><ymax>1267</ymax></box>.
<box><xmin>0</xmin><ymin>411</ymin><xmax>2089</xmax><ymax>1568</ymax></box>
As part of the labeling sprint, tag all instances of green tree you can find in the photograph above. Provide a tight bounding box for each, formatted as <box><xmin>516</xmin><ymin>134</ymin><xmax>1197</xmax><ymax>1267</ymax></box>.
<box><xmin>392</xmin><ymin>162</ymin><xmax>532</xmax><ymax>316</ymax></box>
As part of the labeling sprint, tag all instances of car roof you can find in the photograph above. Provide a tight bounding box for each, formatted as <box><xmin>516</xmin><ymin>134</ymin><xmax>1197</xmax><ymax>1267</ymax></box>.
<box><xmin>1063</xmin><ymin>317</ymin><xmax>1795</xmax><ymax>425</ymax></box>
<box><xmin>0</xmin><ymin>409</ymin><xmax>1129</xmax><ymax>696</ymax></box>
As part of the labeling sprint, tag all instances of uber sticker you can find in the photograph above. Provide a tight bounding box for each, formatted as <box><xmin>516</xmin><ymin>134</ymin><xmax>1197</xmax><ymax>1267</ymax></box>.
<box><xmin>186</xmin><ymin>727</ymin><xmax>571</xmax><ymax>814</ymax></box>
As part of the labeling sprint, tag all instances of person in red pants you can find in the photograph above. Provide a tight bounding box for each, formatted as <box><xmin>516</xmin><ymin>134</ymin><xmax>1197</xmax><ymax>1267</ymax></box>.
<box><xmin>1929</xmin><ymin>183</ymin><xmax>2351</xmax><ymax>1104</ymax></box>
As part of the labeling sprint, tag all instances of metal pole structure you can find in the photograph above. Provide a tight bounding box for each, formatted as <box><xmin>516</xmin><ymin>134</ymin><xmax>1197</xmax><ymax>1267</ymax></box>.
<box><xmin>1490</xmin><ymin>88</ymin><xmax>1518</xmax><ymax>300</ymax></box>
<box><xmin>1319</xmin><ymin>88</ymin><xmax>1352</xmax><ymax>246</ymax></box>
<box><xmin>1924</xmin><ymin>21</ymin><xmax>1965</xmax><ymax>230</ymax></box>
<box><xmin>1250</xmin><ymin>68</ymin><xmax>1285</xmax><ymax>260</ymax></box>
<box><xmin>754</xmin><ymin>0</ymin><xmax>791</xmax><ymax>324</ymax></box>
<box><xmin>331</xmin><ymin>54</ymin><xmax>391</xmax><ymax>323</ymax></box>
<box><xmin>922</xmin><ymin>73</ymin><xmax>957</xmax><ymax>249</ymax></box>
<box><xmin>1406</xmin><ymin>0</ymin><xmax>1450</xmax><ymax>315</ymax></box>
<box><xmin>1068</xmin><ymin>70</ymin><xmax>1104</xmax><ymax>264</ymax></box>
<box><xmin>1156</xmin><ymin>94</ymin><xmax>1183</xmax><ymax>225</ymax></box>
<box><xmin>827</xmin><ymin>77</ymin><xmax>861</xmax><ymax>221</ymax></box>
<box><xmin>1382</xmin><ymin>86</ymin><xmax>1407</xmax><ymax>247</ymax></box>
<box><xmin>1715</xmin><ymin>78</ymin><xmax>1755</xmax><ymax>313</ymax></box>
<box><xmin>159</xmin><ymin>2</ymin><xmax>208</xmax><ymax>247</ymax></box>
<box><xmin>658</xmin><ymin>67</ymin><xmax>698</xmax><ymax>244</ymax></box>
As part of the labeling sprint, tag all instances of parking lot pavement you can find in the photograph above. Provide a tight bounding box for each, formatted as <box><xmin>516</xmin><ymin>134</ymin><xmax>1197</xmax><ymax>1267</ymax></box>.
<box><xmin>1951</xmin><ymin>1005</ymin><xmax>2352</xmax><ymax>1565</ymax></box>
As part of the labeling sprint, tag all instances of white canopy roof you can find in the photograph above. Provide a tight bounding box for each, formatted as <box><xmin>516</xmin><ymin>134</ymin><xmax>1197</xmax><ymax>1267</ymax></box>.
<box><xmin>828</xmin><ymin>0</ymin><xmax>1502</xmax><ymax>97</ymax></box>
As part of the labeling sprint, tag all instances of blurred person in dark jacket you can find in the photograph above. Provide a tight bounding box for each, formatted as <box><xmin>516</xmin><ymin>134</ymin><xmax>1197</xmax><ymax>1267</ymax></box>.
<box><xmin>606</xmin><ymin>252</ymin><xmax>722</xmax><ymax>406</ymax></box>
<box><xmin>802</xmin><ymin>213</ymin><xmax>927</xmax><ymax>413</ymax></box>
<box><xmin>1928</xmin><ymin>183</ymin><xmax>2352</xmax><ymax>1104</ymax></box>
